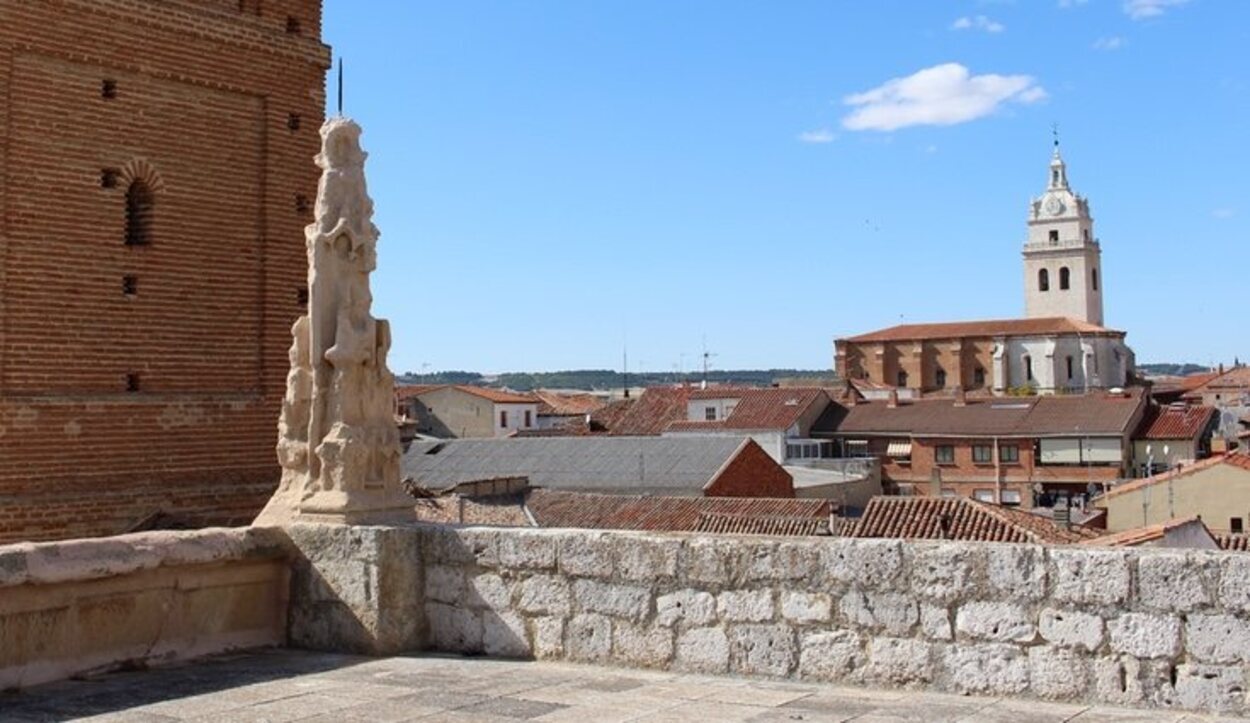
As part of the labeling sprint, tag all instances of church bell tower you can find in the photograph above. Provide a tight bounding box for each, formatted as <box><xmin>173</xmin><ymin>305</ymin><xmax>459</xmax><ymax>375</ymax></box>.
<box><xmin>1022</xmin><ymin>136</ymin><xmax>1104</xmax><ymax>326</ymax></box>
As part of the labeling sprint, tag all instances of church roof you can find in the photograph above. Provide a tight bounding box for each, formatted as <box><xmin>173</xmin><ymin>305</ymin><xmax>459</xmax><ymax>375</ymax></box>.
<box><xmin>840</xmin><ymin>316</ymin><xmax>1121</xmax><ymax>343</ymax></box>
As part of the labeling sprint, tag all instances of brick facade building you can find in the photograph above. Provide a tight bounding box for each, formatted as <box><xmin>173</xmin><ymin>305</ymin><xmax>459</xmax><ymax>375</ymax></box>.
<box><xmin>0</xmin><ymin>0</ymin><xmax>330</xmax><ymax>541</ymax></box>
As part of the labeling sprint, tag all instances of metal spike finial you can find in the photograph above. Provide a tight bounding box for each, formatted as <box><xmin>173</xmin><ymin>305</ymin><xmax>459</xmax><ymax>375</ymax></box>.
<box><xmin>337</xmin><ymin>57</ymin><xmax>344</xmax><ymax>117</ymax></box>
<box><xmin>1051</xmin><ymin>122</ymin><xmax>1060</xmax><ymax>148</ymax></box>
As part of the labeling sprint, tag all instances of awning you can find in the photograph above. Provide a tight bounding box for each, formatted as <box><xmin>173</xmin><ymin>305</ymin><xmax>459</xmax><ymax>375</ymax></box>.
<box><xmin>887</xmin><ymin>441</ymin><xmax>912</xmax><ymax>457</ymax></box>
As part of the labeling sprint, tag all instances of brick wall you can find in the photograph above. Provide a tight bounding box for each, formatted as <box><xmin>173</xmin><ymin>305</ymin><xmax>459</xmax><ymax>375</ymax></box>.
<box><xmin>706</xmin><ymin>440</ymin><xmax>795</xmax><ymax>498</ymax></box>
<box><xmin>0</xmin><ymin>0</ymin><xmax>330</xmax><ymax>542</ymax></box>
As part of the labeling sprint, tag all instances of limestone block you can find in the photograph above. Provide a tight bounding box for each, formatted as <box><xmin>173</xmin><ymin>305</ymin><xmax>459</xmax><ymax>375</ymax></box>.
<box><xmin>498</xmin><ymin>530</ymin><xmax>557</xmax><ymax>570</ymax></box>
<box><xmin>1108</xmin><ymin>613</ymin><xmax>1181</xmax><ymax>659</ymax></box>
<box><xmin>798</xmin><ymin>630</ymin><xmax>863</xmax><ymax>681</ymax></box>
<box><xmin>424</xmin><ymin>565</ymin><xmax>464</xmax><ymax>605</ymax></box>
<box><xmin>0</xmin><ymin>544</ymin><xmax>31</xmax><ymax>587</ymax></box>
<box><xmin>866</xmin><ymin>637</ymin><xmax>931</xmax><ymax>684</ymax></box>
<box><xmin>565</xmin><ymin>613</ymin><xmax>612</xmax><ymax>662</ymax></box>
<box><xmin>616</xmin><ymin>536</ymin><xmax>680</xmax><ymax>582</ymax></box>
<box><xmin>739</xmin><ymin>541</ymin><xmax>817</xmax><ymax>582</ymax></box>
<box><xmin>1185</xmin><ymin>614</ymin><xmax>1250</xmax><ymax>664</ymax></box>
<box><xmin>558</xmin><ymin>532</ymin><xmax>615</xmax><ymax>579</ymax></box>
<box><xmin>533</xmin><ymin>616</ymin><xmax>565</xmax><ymax>660</ymax></box>
<box><xmin>729</xmin><ymin>624</ymin><xmax>796</xmax><ymax>677</ymax></box>
<box><xmin>985</xmin><ymin>544</ymin><xmax>1047</xmax><ymax>600</ymax></box>
<box><xmin>1028</xmin><ymin>646</ymin><xmax>1087</xmax><ymax>699</ymax></box>
<box><xmin>1092</xmin><ymin>654</ymin><xmax>1148</xmax><ymax>706</ymax></box>
<box><xmin>920</xmin><ymin>604</ymin><xmax>952</xmax><ymax>641</ymax></box>
<box><xmin>573</xmin><ymin>579</ymin><xmax>650</xmax><ymax>621</ymax></box>
<box><xmin>482</xmin><ymin>611</ymin><xmax>530</xmax><ymax>658</ymax></box>
<box><xmin>908</xmin><ymin>543</ymin><xmax>980</xmax><ymax>603</ymax></box>
<box><xmin>1218</xmin><ymin>554</ymin><xmax>1250</xmax><ymax>613</ymax></box>
<box><xmin>1136</xmin><ymin>553</ymin><xmax>1211</xmax><ymax>612</ymax></box>
<box><xmin>954</xmin><ymin>602</ymin><xmax>1035</xmax><ymax>643</ymax></box>
<box><xmin>426</xmin><ymin>602</ymin><xmax>482</xmax><ymax>653</ymax></box>
<box><xmin>681</xmin><ymin>538</ymin><xmax>734</xmax><ymax>586</ymax></box>
<box><xmin>1172</xmin><ymin>664</ymin><xmax>1246</xmax><ymax>712</ymax></box>
<box><xmin>675</xmin><ymin>627</ymin><xmax>730</xmax><ymax>673</ymax></box>
<box><xmin>517</xmin><ymin>575</ymin><xmax>571</xmax><ymax>617</ymax></box>
<box><xmin>943</xmin><ymin>643</ymin><xmax>1029</xmax><ymax>695</ymax></box>
<box><xmin>1050</xmin><ymin>549</ymin><xmax>1130</xmax><ymax>606</ymax></box>
<box><xmin>838</xmin><ymin>590</ymin><xmax>918</xmax><ymax>635</ymax></box>
<box><xmin>781</xmin><ymin>591</ymin><xmax>832</xmax><ymax>624</ymax></box>
<box><xmin>656</xmin><ymin>589</ymin><xmax>717</xmax><ymax>628</ymax></box>
<box><xmin>467</xmin><ymin>572</ymin><xmax>511</xmax><ymax>610</ymax></box>
<box><xmin>1038</xmin><ymin>608</ymin><xmax>1104</xmax><ymax>652</ymax></box>
<box><xmin>421</xmin><ymin>526</ymin><xmax>498</xmax><ymax>568</ymax></box>
<box><xmin>821</xmin><ymin>539</ymin><xmax>902</xmax><ymax>590</ymax></box>
<box><xmin>717</xmin><ymin>589</ymin><xmax>775</xmax><ymax>623</ymax></box>
<box><xmin>613</xmin><ymin>622</ymin><xmax>674</xmax><ymax>667</ymax></box>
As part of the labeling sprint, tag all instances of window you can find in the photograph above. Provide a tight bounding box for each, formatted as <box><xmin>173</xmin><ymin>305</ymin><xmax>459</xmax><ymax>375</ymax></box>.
<box><xmin>1024</xmin><ymin>355</ymin><xmax>1033</xmax><ymax>382</ymax></box>
<box><xmin>499</xmin><ymin>410</ymin><xmax>508</xmax><ymax>428</ymax></box>
<box><xmin>935</xmin><ymin>445</ymin><xmax>955</xmax><ymax>465</ymax></box>
<box><xmin>1048</xmin><ymin>229</ymin><xmax>1059</xmax><ymax>244</ymax></box>
<box><xmin>1233</xmin><ymin>518</ymin><xmax>1244</xmax><ymax>534</ymax></box>
<box><xmin>294</xmin><ymin>194</ymin><xmax>311</xmax><ymax>214</ymax></box>
<box><xmin>973</xmin><ymin>367</ymin><xmax>986</xmax><ymax>387</ymax></box>
<box><xmin>1066</xmin><ymin>355</ymin><xmax>1074</xmax><ymax>380</ymax></box>
<box><xmin>101</xmin><ymin>168</ymin><xmax>119</xmax><ymax>188</ymax></box>
<box><xmin>1059</xmin><ymin>267</ymin><xmax>1070</xmax><ymax>290</ymax></box>
<box><xmin>974</xmin><ymin>489</ymin><xmax>995</xmax><ymax>502</ymax></box>
<box><xmin>101</xmin><ymin>79</ymin><xmax>117</xmax><ymax>99</ymax></box>
<box><xmin>287</xmin><ymin>113</ymin><xmax>301</xmax><ymax>131</ymax></box>
<box><xmin>1038</xmin><ymin>268</ymin><xmax>1049</xmax><ymax>292</ymax></box>
<box><xmin>1052</xmin><ymin>169</ymin><xmax>1059</xmax><ymax>185</ymax></box>
<box><xmin>1092</xmin><ymin>268</ymin><xmax>1099</xmax><ymax>291</ymax></box>
<box><xmin>285</xmin><ymin>16</ymin><xmax>302</xmax><ymax>33</ymax></box>
<box><xmin>524</xmin><ymin>410</ymin><xmax>532</xmax><ymax>427</ymax></box>
<box><xmin>705</xmin><ymin>406</ymin><xmax>717</xmax><ymax>421</ymax></box>
<box><xmin>897</xmin><ymin>370</ymin><xmax>909</xmax><ymax>388</ymax></box>
<box><xmin>1000</xmin><ymin>445</ymin><xmax>1019</xmax><ymax>464</ymax></box>
<box><xmin>125</xmin><ymin>180</ymin><xmax>154</xmax><ymax>246</ymax></box>
<box><xmin>972</xmin><ymin>445</ymin><xmax>993</xmax><ymax>464</ymax></box>
<box><xmin>1001</xmin><ymin>489</ymin><xmax>1022</xmax><ymax>506</ymax></box>
<box><xmin>934</xmin><ymin>367</ymin><xmax>947</xmax><ymax>389</ymax></box>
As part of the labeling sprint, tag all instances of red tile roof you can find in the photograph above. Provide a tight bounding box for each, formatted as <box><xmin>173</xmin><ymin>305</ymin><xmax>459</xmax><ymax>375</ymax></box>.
<box><xmin>525</xmin><ymin>489</ymin><xmax>830</xmax><ymax>534</ymax></box>
<box><xmin>601</xmin><ymin>387</ymin><xmax>693</xmax><ymax>436</ymax></box>
<box><xmin>833</xmin><ymin>388</ymin><xmax>1145</xmax><ymax>438</ymax></box>
<box><xmin>694</xmin><ymin>512</ymin><xmax>831</xmax><ymax>536</ymax></box>
<box><xmin>1217</xmin><ymin>534</ymin><xmax>1250</xmax><ymax>552</ymax></box>
<box><xmin>1182</xmin><ymin>366</ymin><xmax>1250</xmax><ymax>398</ymax></box>
<box><xmin>1100</xmin><ymin>453</ymin><xmax>1250</xmax><ymax>501</ymax></box>
<box><xmin>844</xmin><ymin>496</ymin><xmax>1097</xmax><ymax>544</ymax></box>
<box><xmin>1081</xmin><ymin>517</ymin><xmax>1212</xmax><ymax>548</ymax></box>
<box><xmin>669</xmin><ymin>387</ymin><xmax>830</xmax><ymax>433</ymax></box>
<box><xmin>533</xmin><ymin>390</ymin><xmax>605</xmax><ymax>416</ymax></box>
<box><xmin>841</xmin><ymin>317</ymin><xmax>1121</xmax><ymax>343</ymax></box>
<box><xmin>1135</xmin><ymin>405</ymin><xmax>1217</xmax><ymax>441</ymax></box>
<box><xmin>395</xmin><ymin>384</ymin><xmax>537</xmax><ymax>404</ymax></box>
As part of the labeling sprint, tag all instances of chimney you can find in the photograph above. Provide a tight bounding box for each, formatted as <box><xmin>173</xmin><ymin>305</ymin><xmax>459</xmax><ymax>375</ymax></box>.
<box><xmin>1053</xmin><ymin>503</ymin><xmax>1071</xmax><ymax>530</ymax></box>
<box><xmin>844</xmin><ymin>379</ymin><xmax>857</xmax><ymax>407</ymax></box>
<box><xmin>887</xmin><ymin>389</ymin><xmax>899</xmax><ymax>408</ymax></box>
<box><xmin>954</xmin><ymin>386</ymin><xmax>967</xmax><ymax>407</ymax></box>
<box><xmin>1219</xmin><ymin>363</ymin><xmax>1225</xmax><ymax>375</ymax></box>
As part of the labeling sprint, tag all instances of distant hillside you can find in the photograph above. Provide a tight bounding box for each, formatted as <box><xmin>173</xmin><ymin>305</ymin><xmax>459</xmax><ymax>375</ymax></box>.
<box><xmin>395</xmin><ymin>369</ymin><xmax>837</xmax><ymax>391</ymax></box>
<box><xmin>1138</xmin><ymin>363</ymin><xmax>1212</xmax><ymax>377</ymax></box>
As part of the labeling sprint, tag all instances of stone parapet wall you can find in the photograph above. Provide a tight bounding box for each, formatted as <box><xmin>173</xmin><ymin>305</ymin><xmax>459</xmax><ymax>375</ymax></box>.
<box><xmin>394</xmin><ymin>525</ymin><xmax>1250</xmax><ymax>714</ymax></box>
<box><xmin>0</xmin><ymin>527</ymin><xmax>289</xmax><ymax>689</ymax></box>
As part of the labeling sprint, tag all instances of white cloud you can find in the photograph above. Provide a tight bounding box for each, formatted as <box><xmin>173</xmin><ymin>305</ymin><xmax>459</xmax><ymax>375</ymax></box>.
<box><xmin>1124</xmin><ymin>0</ymin><xmax>1192</xmax><ymax>20</ymax></box>
<box><xmin>797</xmin><ymin>129</ymin><xmax>837</xmax><ymax>144</ymax></box>
<box><xmin>951</xmin><ymin>15</ymin><xmax>1005</xmax><ymax>33</ymax></box>
<box><xmin>841</xmin><ymin>63</ymin><xmax>1047</xmax><ymax>132</ymax></box>
<box><xmin>1093</xmin><ymin>36</ymin><xmax>1127</xmax><ymax>50</ymax></box>
<box><xmin>1213</xmin><ymin>208</ymin><xmax>1236</xmax><ymax>219</ymax></box>
<box><xmin>1058</xmin><ymin>0</ymin><xmax>1089</xmax><ymax>8</ymax></box>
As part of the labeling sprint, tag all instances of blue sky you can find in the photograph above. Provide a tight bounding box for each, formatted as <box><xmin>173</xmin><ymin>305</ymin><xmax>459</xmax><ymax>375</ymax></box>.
<box><xmin>323</xmin><ymin>0</ymin><xmax>1247</xmax><ymax>376</ymax></box>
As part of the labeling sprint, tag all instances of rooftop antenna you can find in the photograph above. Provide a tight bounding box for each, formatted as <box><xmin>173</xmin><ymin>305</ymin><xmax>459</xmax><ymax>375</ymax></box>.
<box><xmin>622</xmin><ymin>341</ymin><xmax>630</xmax><ymax>399</ymax></box>
<box><xmin>337</xmin><ymin>57</ymin><xmax>344</xmax><ymax>117</ymax></box>
<box><xmin>701</xmin><ymin>336</ymin><xmax>717</xmax><ymax>390</ymax></box>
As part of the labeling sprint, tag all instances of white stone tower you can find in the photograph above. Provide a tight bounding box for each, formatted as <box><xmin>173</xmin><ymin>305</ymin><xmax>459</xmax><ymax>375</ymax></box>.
<box><xmin>1022</xmin><ymin>138</ymin><xmax>1104</xmax><ymax>325</ymax></box>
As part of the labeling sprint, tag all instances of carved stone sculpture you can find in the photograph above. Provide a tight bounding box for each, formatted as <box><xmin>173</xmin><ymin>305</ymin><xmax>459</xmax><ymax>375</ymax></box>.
<box><xmin>255</xmin><ymin>117</ymin><xmax>413</xmax><ymax>526</ymax></box>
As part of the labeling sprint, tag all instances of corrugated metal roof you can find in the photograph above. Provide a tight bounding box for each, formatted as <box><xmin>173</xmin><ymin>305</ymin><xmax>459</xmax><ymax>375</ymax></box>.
<box><xmin>402</xmin><ymin>436</ymin><xmax>756</xmax><ymax>493</ymax></box>
<box><xmin>525</xmin><ymin>489</ymin><xmax>830</xmax><ymax>533</ymax></box>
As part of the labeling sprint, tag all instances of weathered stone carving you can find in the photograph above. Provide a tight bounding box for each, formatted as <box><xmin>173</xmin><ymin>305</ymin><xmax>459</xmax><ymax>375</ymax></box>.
<box><xmin>255</xmin><ymin>117</ymin><xmax>412</xmax><ymax>526</ymax></box>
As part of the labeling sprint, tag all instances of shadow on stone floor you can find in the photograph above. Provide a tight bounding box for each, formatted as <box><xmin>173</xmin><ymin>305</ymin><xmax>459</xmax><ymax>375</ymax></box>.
<box><xmin>0</xmin><ymin>648</ymin><xmax>371</xmax><ymax>722</ymax></box>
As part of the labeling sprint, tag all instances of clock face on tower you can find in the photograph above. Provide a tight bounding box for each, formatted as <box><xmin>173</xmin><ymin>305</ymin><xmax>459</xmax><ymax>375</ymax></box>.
<box><xmin>1045</xmin><ymin>196</ymin><xmax>1065</xmax><ymax>216</ymax></box>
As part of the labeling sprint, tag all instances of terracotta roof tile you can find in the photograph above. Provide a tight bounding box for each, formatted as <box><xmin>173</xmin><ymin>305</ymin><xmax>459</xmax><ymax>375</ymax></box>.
<box><xmin>533</xmin><ymin>390</ymin><xmax>605</xmax><ymax>416</ymax></box>
<box><xmin>525</xmin><ymin>489</ymin><xmax>830</xmax><ymax>534</ymax></box>
<box><xmin>1135</xmin><ymin>405</ymin><xmax>1217</xmax><ymax>440</ymax></box>
<box><xmin>844</xmin><ymin>496</ymin><xmax>1093</xmax><ymax>544</ymax></box>
<box><xmin>670</xmin><ymin>387</ymin><xmax>830</xmax><ymax>433</ymax></box>
<box><xmin>694</xmin><ymin>512</ymin><xmax>830</xmax><ymax>536</ymax></box>
<box><xmin>395</xmin><ymin>384</ymin><xmax>537</xmax><ymax>404</ymax></box>
<box><xmin>602</xmin><ymin>387</ymin><xmax>693</xmax><ymax>436</ymax></box>
<box><xmin>1217</xmin><ymin>533</ymin><xmax>1250</xmax><ymax>552</ymax></box>
<box><xmin>1081</xmin><ymin>517</ymin><xmax>1211</xmax><ymax>548</ymax></box>
<box><xmin>841</xmin><ymin>317</ymin><xmax>1121</xmax><ymax>343</ymax></box>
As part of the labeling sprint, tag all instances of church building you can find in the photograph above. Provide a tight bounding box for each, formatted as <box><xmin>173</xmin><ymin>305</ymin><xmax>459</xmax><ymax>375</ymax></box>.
<box><xmin>835</xmin><ymin>142</ymin><xmax>1135</xmax><ymax>396</ymax></box>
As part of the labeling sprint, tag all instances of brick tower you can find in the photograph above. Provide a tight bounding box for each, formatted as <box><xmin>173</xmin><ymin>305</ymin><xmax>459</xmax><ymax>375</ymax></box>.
<box><xmin>0</xmin><ymin>0</ymin><xmax>331</xmax><ymax>541</ymax></box>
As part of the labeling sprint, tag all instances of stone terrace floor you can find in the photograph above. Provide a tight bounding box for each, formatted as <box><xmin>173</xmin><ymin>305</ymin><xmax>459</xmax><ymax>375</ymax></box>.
<box><xmin>0</xmin><ymin>649</ymin><xmax>1242</xmax><ymax>723</ymax></box>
